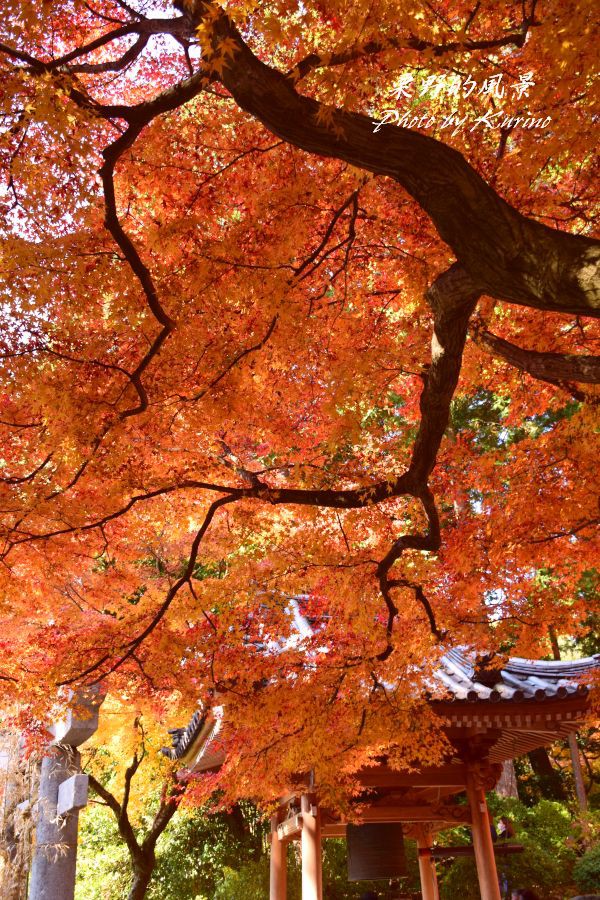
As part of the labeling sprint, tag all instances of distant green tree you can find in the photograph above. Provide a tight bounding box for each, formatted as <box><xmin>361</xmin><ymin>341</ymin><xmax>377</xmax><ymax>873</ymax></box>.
<box><xmin>76</xmin><ymin>804</ymin><xmax>132</xmax><ymax>900</ymax></box>
<box><xmin>77</xmin><ymin>800</ymin><xmax>265</xmax><ymax>900</ymax></box>
<box><xmin>574</xmin><ymin>843</ymin><xmax>600</xmax><ymax>893</ymax></box>
<box><xmin>438</xmin><ymin>797</ymin><xmax>578</xmax><ymax>900</ymax></box>
<box><xmin>149</xmin><ymin>802</ymin><xmax>264</xmax><ymax>900</ymax></box>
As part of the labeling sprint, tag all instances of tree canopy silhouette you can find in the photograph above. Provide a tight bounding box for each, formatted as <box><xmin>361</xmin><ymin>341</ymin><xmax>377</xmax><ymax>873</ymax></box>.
<box><xmin>1</xmin><ymin>0</ymin><xmax>598</xmax><ymax>796</ymax></box>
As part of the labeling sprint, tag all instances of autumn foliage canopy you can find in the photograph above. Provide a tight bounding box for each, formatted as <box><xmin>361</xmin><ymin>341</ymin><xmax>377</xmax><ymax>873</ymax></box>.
<box><xmin>0</xmin><ymin>0</ymin><xmax>598</xmax><ymax>800</ymax></box>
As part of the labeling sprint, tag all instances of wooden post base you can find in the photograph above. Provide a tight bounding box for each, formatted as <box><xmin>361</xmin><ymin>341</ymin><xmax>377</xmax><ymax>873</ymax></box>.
<box><xmin>301</xmin><ymin>795</ymin><xmax>322</xmax><ymax>900</ymax></box>
<box><xmin>467</xmin><ymin>769</ymin><xmax>501</xmax><ymax>900</ymax></box>
<box><xmin>416</xmin><ymin>827</ymin><xmax>440</xmax><ymax>900</ymax></box>
<box><xmin>269</xmin><ymin>815</ymin><xmax>287</xmax><ymax>900</ymax></box>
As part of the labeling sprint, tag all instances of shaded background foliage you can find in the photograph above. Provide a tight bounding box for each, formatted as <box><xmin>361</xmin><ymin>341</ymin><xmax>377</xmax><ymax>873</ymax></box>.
<box><xmin>75</xmin><ymin>791</ymin><xmax>600</xmax><ymax>899</ymax></box>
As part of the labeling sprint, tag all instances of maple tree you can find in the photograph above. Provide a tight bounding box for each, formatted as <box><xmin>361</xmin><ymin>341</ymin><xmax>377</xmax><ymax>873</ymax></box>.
<box><xmin>0</xmin><ymin>0</ymin><xmax>599</xmax><ymax>800</ymax></box>
<box><xmin>80</xmin><ymin>703</ymin><xmax>270</xmax><ymax>899</ymax></box>
<box><xmin>83</xmin><ymin>710</ymin><xmax>188</xmax><ymax>899</ymax></box>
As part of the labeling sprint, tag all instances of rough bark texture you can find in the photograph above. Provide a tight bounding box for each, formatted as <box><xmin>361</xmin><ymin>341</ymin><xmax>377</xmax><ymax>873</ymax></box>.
<box><xmin>414</xmin><ymin>264</ymin><xmax>480</xmax><ymax>482</ymax></box>
<box><xmin>527</xmin><ymin>748</ymin><xmax>568</xmax><ymax>801</ymax></box>
<box><xmin>477</xmin><ymin>328</ymin><xmax>600</xmax><ymax>386</ymax></box>
<box><xmin>127</xmin><ymin>856</ymin><xmax>155</xmax><ymax>900</ymax></box>
<box><xmin>495</xmin><ymin>760</ymin><xmax>519</xmax><ymax>799</ymax></box>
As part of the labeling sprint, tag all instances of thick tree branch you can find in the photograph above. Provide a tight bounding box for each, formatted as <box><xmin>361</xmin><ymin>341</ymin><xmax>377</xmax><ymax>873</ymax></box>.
<box><xmin>50</xmin><ymin>16</ymin><xmax>190</xmax><ymax>70</ymax></box>
<box><xmin>0</xmin><ymin>16</ymin><xmax>189</xmax><ymax>73</ymax></box>
<box><xmin>411</xmin><ymin>265</ymin><xmax>480</xmax><ymax>481</ymax></box>
<box><xmin>388</xmin><ymin>579</ymin><xmax>445</xmax><ymax>642</ymax></box>
<box><xmin>121</xmin><ymin>730</ymin><xmax>145</xmax><ymax>820</ymax></box>
<box><xmin>0</xmin><ymin>43</ymin><xmax>132</xmax><ymax>119</ymax></box>
<box><xmin>90</xmin><ymin>776</ymin><xmax>147</xmax><ymax>898</ymax></box>
<box><xmin>142</xmin><ymin>776</ymin><xmax>185</xmax><ymax>854</ymax></box>
<box><xmin>71</xmin><ymin>33</ymin><xmax>150</xmax><ymax>74</ymax></box>
<box><xmin>87</xmin><ymin>774</ymin><xmax>122</xmax><ymax>818</ymax></box>
<box><xmin>177</xmin><ymin>0</ymin><xmax>599</xmax><ymax>317</ymax></box>
<box><xmin>475</xmin><ymin>326</ymin><xmax>600</xmax><ymax>400</ymax></box>
<box><xmin>289</xmin><ymin>19</ymin><xmax>536</xmax><ymax>82</ymax></box>
<box><xmin>88</xmin><ymin>766</ymin><xmax>149</xmax><ymax>867</ymax></box>
<box><xmin>371</xmin><ymin>265</ymin><xmax>477</xmax><ymax>653</ymax></box>
<box><xmin>2</xmin><ymin>453</ymin><xmax>53</xmax><ymax>486</ymax></box>
<box><xmin>99</xmin><ymin>128</ymin><xmax>176</xmax><ymax>416</ymax></box>
<box><xmin>1</xmin><ymin>27</ymin><xmax>210</xmax><ymax>124</ymax></box>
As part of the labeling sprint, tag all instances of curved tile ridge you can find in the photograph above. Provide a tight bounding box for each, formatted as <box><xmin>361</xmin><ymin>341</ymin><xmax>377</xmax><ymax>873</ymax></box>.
<box><xmin>506</xmin><ymin>655</ymin><xmax>600</xmax><ymax>677</ymax></box>
<box><xmin>433</xmin><ymin>649</ymin><xmax>599</xmax><ymax>703</ymax></box>
<box><xmin>161</xmin><ymin>707</ymin><xmax>208</xmax><ymax>760</ymax></box>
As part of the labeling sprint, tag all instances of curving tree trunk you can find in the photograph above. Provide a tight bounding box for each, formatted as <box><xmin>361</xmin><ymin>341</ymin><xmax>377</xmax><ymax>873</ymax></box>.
<box><xmin>88</xmin><ymin>743</ymin><xmax>185</xmax><ymax>900</ymax></box>
<box><xmin>527</xmin><ymin>747</ymin><xmax>567</xmax><ymax>801</ymax></box>
<box><xmin>127</xmin><ymin>852</ymin><xmax>156</xmax><ymax>900</ymax></box>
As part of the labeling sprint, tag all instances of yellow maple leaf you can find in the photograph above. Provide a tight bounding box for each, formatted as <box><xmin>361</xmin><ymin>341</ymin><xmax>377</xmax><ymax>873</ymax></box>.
<box><xmin>217</xmin><ymin>36</ymin><xmax>239</xmax><ymax>60</ymax></box>
<box><xmin>314</xmin><ymin>104</ymin><xmax>335</xmax><ymax>128</ymax></box>
<box><xmin>210</xmin><ymin>53</ymin><xmax>229</xmax><ymax>77</ymax></box>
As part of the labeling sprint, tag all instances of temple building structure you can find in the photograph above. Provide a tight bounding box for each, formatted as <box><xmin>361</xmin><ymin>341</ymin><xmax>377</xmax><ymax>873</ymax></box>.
<box><xmin>164</xmin><ymin>648</ymin><xmax>599</xmax><ymax>900</ymax></box>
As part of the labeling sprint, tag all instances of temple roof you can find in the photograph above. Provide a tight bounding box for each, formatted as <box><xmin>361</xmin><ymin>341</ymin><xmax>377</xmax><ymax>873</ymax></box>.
<box><xmin>164</xmin><ymin>706</ymin><xmax>222</xmax><ymax>763</ymax></box>
<box><xmin>164</xmin><ymin>649</ymin><xmax>599</xmax><ymax>764</ymax></box>
<box><xmin>433</xmin><ymin>647</ymin><xmax>598</xmax><ymax>703</ymax></box>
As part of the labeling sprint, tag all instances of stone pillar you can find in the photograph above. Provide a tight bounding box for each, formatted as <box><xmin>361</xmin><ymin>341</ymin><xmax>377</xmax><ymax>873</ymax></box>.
<box><xmin>466</xmin><ymin>769</ymin><xmax>501</xmax><ymax>900</ymax></box>
<box><xmin>300</xmin><ymin>795</ymin><xmax>322</xmax><ymax>900</ymax></box>
<box><xmin>28</xmin><ymin>746</ymin><xmax>81</xmax><ymax>900</ymax></box>
<box><xmin>28</xmin><ymin>685</ymin><xmax>105</xmax><ymax>900</ymax></box>
<box><xmin>416</xmin><ymin>827</ymin><xmax>439</xmax><ymax>900</ymax></box>
<box><xmin>269</xmin><ymin>814</ymin><xmax>287</xmax><ymax>900</ymax></box>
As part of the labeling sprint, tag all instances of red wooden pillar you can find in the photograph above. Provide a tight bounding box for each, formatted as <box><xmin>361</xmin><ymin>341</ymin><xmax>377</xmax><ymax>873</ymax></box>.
<box><xmin>416</xmin><ymin>827</ymin><xmax>439</xmax><ymax>900</ymax></box>
<box><xmin>300</xmin><ymin>795</ymin><xmax>322</xmax><ymax>900</ymax></box>
<box><xmin>466</xmin><ymin>770</ymin><xmax>501</xmax><ymax>900</ymax></box>
<box><xmin>269</xmin><ymin>814</ymin><xmax>287</xmax><ymax>900</ymax></box>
